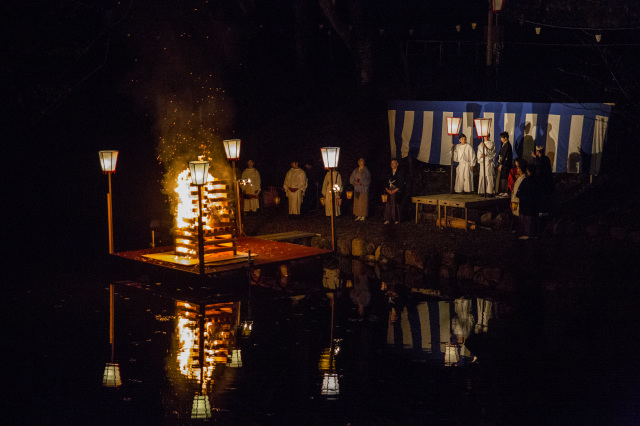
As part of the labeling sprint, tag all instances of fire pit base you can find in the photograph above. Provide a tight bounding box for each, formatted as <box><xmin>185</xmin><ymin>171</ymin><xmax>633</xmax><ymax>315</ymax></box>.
<box><xmin>142</xmin><ymin>251</ymin><xmax>255</xmax><ymax>267</ymax></box>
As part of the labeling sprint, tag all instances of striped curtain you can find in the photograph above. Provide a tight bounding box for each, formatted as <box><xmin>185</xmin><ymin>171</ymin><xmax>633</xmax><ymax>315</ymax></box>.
<box><xmin>388</xmin><ymin>101</ymin><xmax>612</xmax><ymax>175</ymax></box>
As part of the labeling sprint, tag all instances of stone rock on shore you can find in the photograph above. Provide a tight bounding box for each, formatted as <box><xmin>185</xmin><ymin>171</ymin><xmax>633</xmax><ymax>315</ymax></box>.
<box><xmin>337</xmin><ymin>236</ymin><xmax>352</xmax><ymax>256</ymax></box>
<box><xmin>352</xmin><ymin>238</ymin><xmax>366</xmax><ymax>257</ymax></box>
<box><xmin>405</xmin><ymin>250</ymin><xmax>425</xmax><ymax>270</ymax></box>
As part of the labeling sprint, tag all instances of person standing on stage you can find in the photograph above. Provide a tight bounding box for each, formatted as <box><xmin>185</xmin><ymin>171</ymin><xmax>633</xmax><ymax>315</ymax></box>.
<box><xmin>349</xmin><ymin>157</ymin><xmax>371</xmax><ymax>221</ymax></box>
<box><xmin>241</xmin><ymin>160</ymin><xmax>261</xmax><ymax>213</ymax></box>
<box><xmin>477</xmin><ymin>134</ymin><xmax>496</xmax><ymax>195</ymax></box>
<box><xmin>452</xmin><ymin>134</ymin><xmax>476</xmax><ymax>193</ymax></box>
<box><xmin>383</xmin><ymin>159</ymin><xmax>405</xmax><ymax>224</ymax></box>
<box><xmin>321</xmin><ymin>169</ymin><xmax>343</xmax><ymax>217</ymax></box>
<box><xmin>497</xmin><ymin>131</ymin><xmax>513</xmax><ymax>195</ymax></box>
<box><xmin>283</xmin><ymin>161</ymin><xmax>307</xmax><ymax>216</ymax></box>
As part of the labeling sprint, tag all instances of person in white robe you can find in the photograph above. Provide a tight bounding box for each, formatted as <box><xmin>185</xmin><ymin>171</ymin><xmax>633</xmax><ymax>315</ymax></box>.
<box><xmin>477</xmin><ymin>138</ymin><xmax>496</xmax><ymax>195</ymax></box>
<box><xmin>452</xmin><ymin>134</ymin><xmax>476</xmax><ymax>193</ymax></box>
<box><xmin>321</xmin><ymin>169</ymin><xmax>342</xmax><ymax>216</ymax></box>
<box><xmin>283</xmin><ymin>161</ymin><xmax>307</xmax><ymax>215</ymax></box>
<box><xmin>241</xmin><ymin>160</ymin><xmax>261</xmax><ymax>212</ymax></box>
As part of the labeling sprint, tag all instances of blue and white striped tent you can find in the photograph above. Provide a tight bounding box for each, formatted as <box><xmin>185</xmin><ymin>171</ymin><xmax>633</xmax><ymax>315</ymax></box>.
<box><xmin>388</xmin><ymin>101</ymin><xmax>612</xmax><ymax>175</ymax></box>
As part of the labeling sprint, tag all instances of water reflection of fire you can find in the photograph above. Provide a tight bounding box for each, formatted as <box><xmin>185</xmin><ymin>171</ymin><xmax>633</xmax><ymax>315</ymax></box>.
<box><xmin>174</xmin><ymin>301</ymin><xmax>238</xmax><ymax>391</ymax></box>
<box><xmin>173</xmin><ymin>167</ymin><xmax>237</xmax><ymax>258</ymax></box>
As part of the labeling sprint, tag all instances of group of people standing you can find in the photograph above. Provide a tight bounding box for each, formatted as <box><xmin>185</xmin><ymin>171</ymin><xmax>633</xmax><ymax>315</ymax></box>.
<box><xmin>282</xmin><ymin>158</ymin><xmax>372</xmax><ymax>220</ymax></box>
<box><xmin>451</xmin><ymin>131</ymin><xmax>514</xmax><ymax>195</ymax></box>
<box><xmin>451</xmin><ymin>131</ymin><xmax>555</xmax><ymax>239</ymax></box>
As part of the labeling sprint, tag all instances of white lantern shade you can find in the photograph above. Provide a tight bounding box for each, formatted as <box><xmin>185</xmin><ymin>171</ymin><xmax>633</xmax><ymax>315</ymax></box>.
<box><xmin>223</xmin><ymin>139</ymin><xmax>241</xmax><ymax>161</ymax></box>
<box><xmin>320</xmin><ymin>147</ymin><xmax>340</xmax><ymax>169</ymax></box>
<box><xmin>191</xmin><ymin>395</ymin><xmax>212</xmax><ymax>419</ymax></box>
<box><xmin>99</xmin><ymin>150</ymin><xmax>119</xmax><ymax>173</ymax></box>
<box><xmin>102</xmin><ymin>363</ymin><xmax>122</xmax><ymax>387</ymax></box>
<box><xmin>321</xmin><ymin>373</ymin><xmax>340</xmax><ymax>396</ymax></box>
<box><xmin>474</xmin><ymin>118</ymin><xmax>492</xmax><ymax>138</ymax></box>
<box><xmin>227</xmin><ymin>349</ymin><xmax>243</xmax><ymax>368</ymax></box>
<box><xmin>446</xmin><ymin>116</ymin><xmax>462</xmax><ymax>136</ymax></box>
<box><xmin>492</xmin><ymin>0</ymin><xmax>504</xmax><ymax>12</ymax></box>
<box><xmin>189</xmin><ymin>160</ymin><xmax>210</xmax><ymax>186</ymax></box>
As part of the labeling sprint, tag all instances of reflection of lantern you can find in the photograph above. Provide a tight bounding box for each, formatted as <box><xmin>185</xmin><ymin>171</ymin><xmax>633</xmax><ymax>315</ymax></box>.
<box><xmin>240</xmin><ymin>321</ymin><xmax>253</xmax><ymax>337</ymax></box>
<box><xmin>102</xmin><ymin>363</ymin><xmax>122</xmax><ymax>387</ymax></box>
<box><xmin>321</xmin><ymin>373</ymin><xmax>340</xmax><ymax>396</ymax></box>
<box><xmin>320</xmin><ymin>197</ymin><xmax>325</xmax><ymax>206</ymax></box>
<box><xmin>444</xmin><ymin>343</ymin><xmax>459</xmax><ymax>367</ymax></box>
<box><xmin>227</xmin><ymin>349</ymin><xmax>242</xmax><ymax>368</ymax></box>
<box><xmin>381</xmin><ymin>194</ymin><xmax>388</xmax><ymax>203</ymax></box>
<box><xmin>191</xmin><ymin>395</ymin><xmax>212</xmax><ymax>419</ymax></box>
<box><xmin>346</xmin><ymin>190</ymin><xmax>353</xmax><ymax>199</ymax></box>
<box><xmin>345</xmin><ymin>279</ymin><xmax>353</xmax><ymax>288</ymax></box>
<box><xmin>471</xmin><ymin>22</ymin><xmax>477</xmax><ymax>30</ymax></box>
<box><xmin>274</xmin><ymin>196</ymin><xmax>280</xmax><ymax>205</ymax></box>
<box><xmin>595</xmin><ymin>34</ymin><xmax>602</xmax><ymax>42</ymax></box>
<box><xmin>492</xmin><ymin>0</ymin><xmax>504</xmax><ymax>12</ymax></box>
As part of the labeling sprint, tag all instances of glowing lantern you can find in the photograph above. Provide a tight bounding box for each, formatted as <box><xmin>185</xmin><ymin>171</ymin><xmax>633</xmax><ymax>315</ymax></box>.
<box><xmin>99</xmin><ymin>150</ymin><xmax>119</xmax><ymax>173</ymax></box>
<box><xmin>456</xmin><ymin>25</ymin><xmax>461</xmax><ymax>33</ymax></box>
<box><xmin>223</xmin><ymin>139</ymin><xmax>241</xmax><ymax>161</ymax></box>
<box><xmin>188</xmin><ymin>160</ymin><xmax>210</xmax><ymax>186</ymax></box>
<box><xmin>446</xmin><ymin>116</ymin><xmax>462</xmax><ymax>136</ymax></box>
<box><xmin>492</xmin><ymin>0</ymin><xmax>505</xmax><ymax>12</ymax></box>
<box><xmin>381</xmin><ymin>194</ymin><xmax>388</xmax><ymax>203</ymax></box>
<box><xmin>321</xmin><ymin>373</ymin><xmax>340</xmax><ymax>396</ymax></box>
<box><xmin>346</xmin><ymin>190</ymin><xmax>353</xmax><ymax>199</ymax></box>
<box><xmin>535</xmin><ymin>27</ymin><xmax>541</xmax><ymax>35</ymax></box>
<box><xmin>474</xmin><ymin>118</ymin><xmax>492</xmax><ymax>139</ymax></box>
<box><xmin>320</xmin><ymin>147</ymin><xmax>340</xmax><ymax>169</ymax></box>
<box><xmin>595</xmin><ymin>34</ymin><xmax>602</xmax><ymax>42</ymax></box>
<box><xmin>191</xmin><ymin>395</ymin><xmax>212</xmax><ymax>419</ymax></box>
<box><xmin>102</xmin><ymin>363</ymin><xmax>122</xmax><ymax>387</ymax></box>
<box><xmin>471</xmin><ymin>22</ymin><xmax>477</xmax><ymax>30</ymax></box>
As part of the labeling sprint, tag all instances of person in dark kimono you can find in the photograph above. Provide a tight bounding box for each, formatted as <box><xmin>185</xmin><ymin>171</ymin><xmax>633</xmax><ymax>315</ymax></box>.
<box><xmin>496</xmin><ymin>132</ymin><xmax>513</xmax><ymax>195</ymax></box>
<box><xmin>383</xmin><ymin>159</ymin><xmax>405</xmax><ymax>224</ymax></box>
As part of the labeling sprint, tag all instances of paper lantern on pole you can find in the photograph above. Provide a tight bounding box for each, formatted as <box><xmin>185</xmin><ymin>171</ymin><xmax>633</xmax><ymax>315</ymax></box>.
<box><xmin>99</xmin><ymin>150</ymin><xmax>119</xmax><ymax>173</ymax></box>
<box><xmin>535</xmin><ymin>27</ymin><xmax>541</xmax><ymax>35</ymax></box>
<box><xmin>320</xmin><ymin>147</ymin><xmax>340</xmax><ymax>169</ymax></box>
<box><xmin>446</xmin><ymin>116</ymin><xmax>462</xmax><ymax>136</ymax></box>
<box><xmin>595</xmin><ymin>34</ymin><xmax>602</xmax><ymax>42</ymax></box>
<box><xmin>223</xmin><ymin>139</ymin><xmax>241</xmax><ymax>161</ymax></box>
<box><xmin>102</xmin><ymin>363</ymin><xmax>122</xmax><ymax>387</ymax></box>
<box><xmin>189</xmin><ymin>160</ymin><xmax>210</xmax><ymax>186</ymax></box>
<box><xmin>492</xmin><ymin>0</ymin><xmax>505</xmax><ymax>12</ymax></box>
<box><xmin>474</xmin><ymin>118</ymin><xmax>492</xmax><ymax>139</ymax></box>
<box><xmin>191</xmin><ymin>395</ymin><xmax>212</xmax><ymax>419</ymax></box>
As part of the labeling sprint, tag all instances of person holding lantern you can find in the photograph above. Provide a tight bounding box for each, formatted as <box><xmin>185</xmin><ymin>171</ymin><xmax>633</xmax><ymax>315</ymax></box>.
<box><xmin>349</xmin><ymin>157</ymin><xmax>371</xmax><ymax>221</ymax></box>
<box><xmin>283</xmin><ymin>161</ymin><xmax>308</xmax><ymax>216</ymax></box>
<box><xmin>321</xmin><ymin>169</ymin><xmax>343</xmax><ymax>217</ymax></box>
<box><xmin>451</xmin><ymin>134</ymin><xmax>476</xmax><ymax>193</ymax></box>
<box><xmin>477</xmin><ymin>133</ymin><xmax>496</xmax><ymax>195</ymax></box>
<box><xmin>241</xmin><ymin>159</ymin><xmax>261</xmax><ymax>213</ymax></box>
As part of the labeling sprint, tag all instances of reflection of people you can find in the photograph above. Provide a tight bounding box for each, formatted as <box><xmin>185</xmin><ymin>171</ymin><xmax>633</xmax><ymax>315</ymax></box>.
<box><xmin>383</xmin><ymin>159</ymin><xmax>405</xmax><ymax>224</ymax></box>
<box><xmin>349</xmin><ymin>158</ymin><xmax>371</xmax><ymax>221</ymax></box>
<box><xmin>321</xmin><ymin>169</ymin><xmax>342</xmax><ymax>217</ymax></box>
<box><xmin>477</xmin><ymin>136</ymin><xmax>496</xmax><ymax>195</ymax></box>
<box><xmin>283</xmin><ymin>161</ymin><xmax>307</xmax><ymax>216</ymax></box>
<box><xmin>497</xmin><ymin>131</ymin><xmax>513</xmax><ymax>194</ymax></box>
<box><xmin>241</xmin><ymin>160</ymin><xmax>261</xmax><ymax>212</ymax></box>
<box><xmin>452</xmin><ymin>134</ymin><xmax>476</xmax><ymax>193</ymax></box>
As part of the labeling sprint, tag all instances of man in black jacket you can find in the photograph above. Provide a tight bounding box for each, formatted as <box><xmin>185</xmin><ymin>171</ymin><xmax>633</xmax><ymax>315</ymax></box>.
<box><xmin>496</xmin><ymin>132</ymin><xmax>513</xmax><ymax>195</ymax></box>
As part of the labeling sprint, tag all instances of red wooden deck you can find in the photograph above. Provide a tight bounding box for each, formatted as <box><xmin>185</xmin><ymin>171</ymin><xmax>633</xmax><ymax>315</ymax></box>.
<box><xmin>113</xmin><ymin>236</ymin><xmax>332</xmax><ymax>275</ymax></box>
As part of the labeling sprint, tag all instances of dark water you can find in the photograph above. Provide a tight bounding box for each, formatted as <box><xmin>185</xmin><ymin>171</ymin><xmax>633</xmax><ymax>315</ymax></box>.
<box><xmin>7</xmin><ymin>255</ymin><xmax>640</xmax><ymax>425</ymax></box>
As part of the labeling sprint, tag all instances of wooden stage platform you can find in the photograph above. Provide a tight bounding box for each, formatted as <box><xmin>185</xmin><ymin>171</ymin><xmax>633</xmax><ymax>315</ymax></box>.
<box><xmin>412</xmin><ymin>193</ymin><xmax>510</xmax><ymax>230</ymax></box>
<box><xmin>113</xmin><ymin>236</ymin><xmax>332</xmax><ymax>276</ymax></box>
